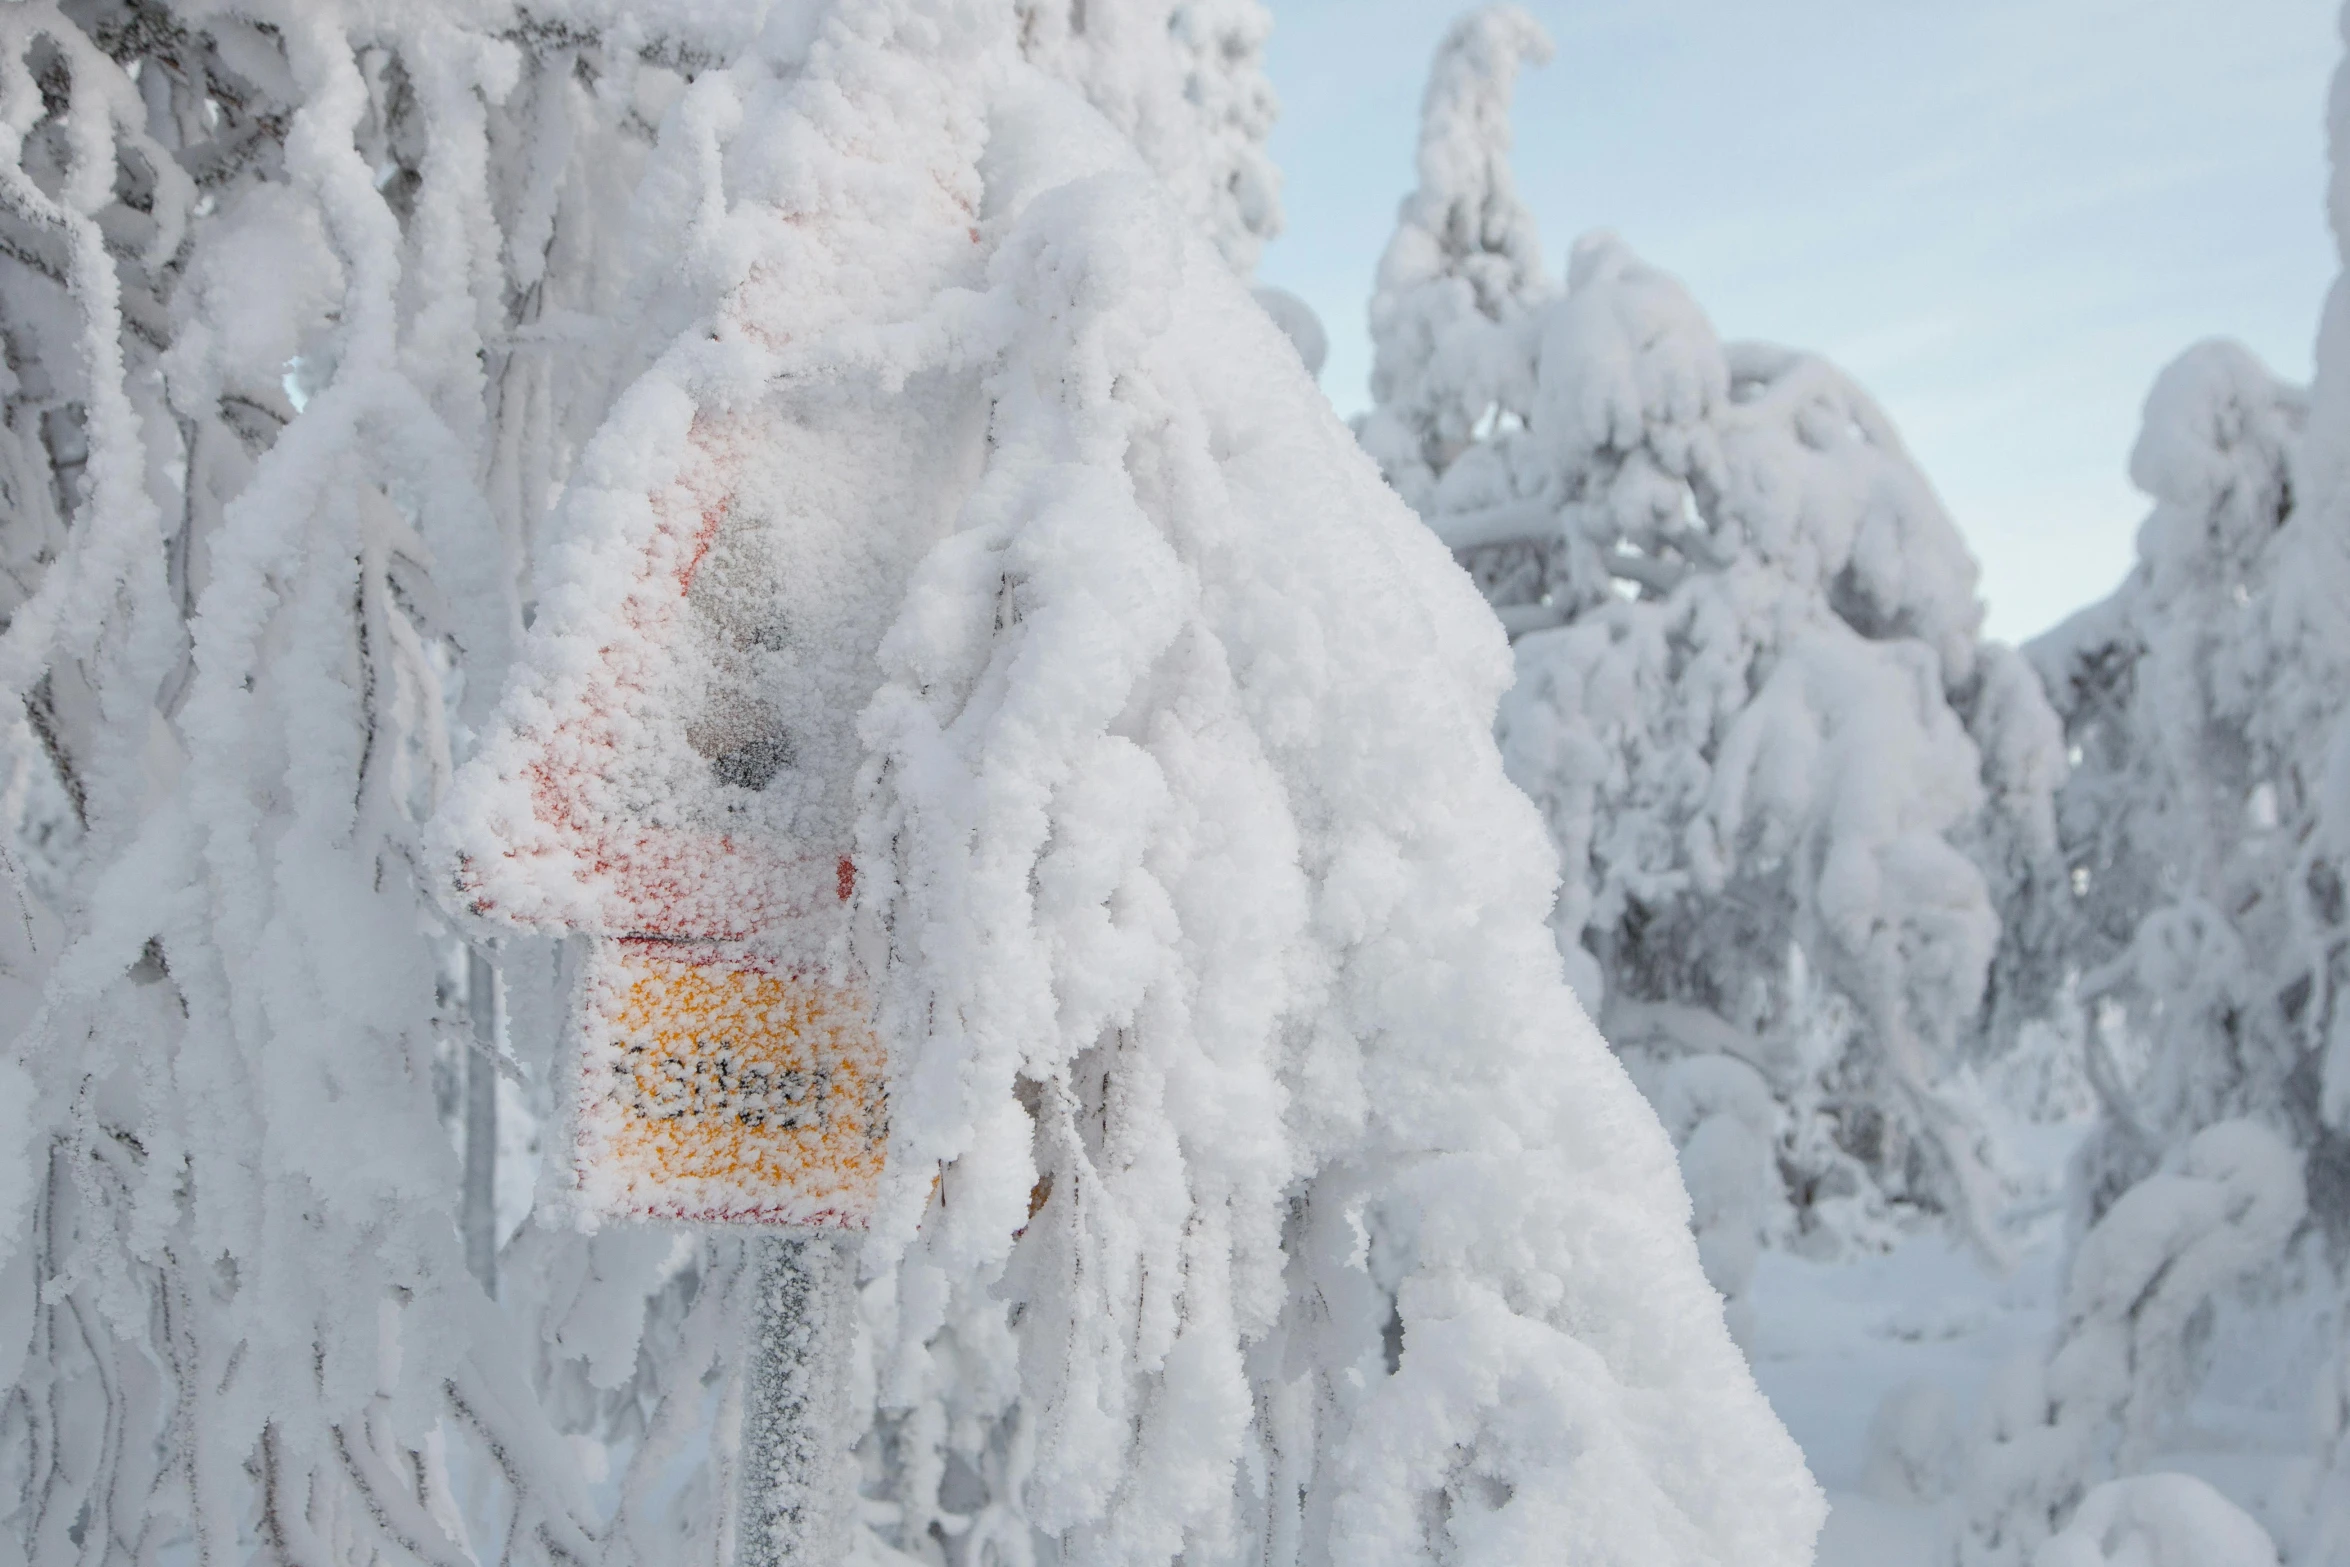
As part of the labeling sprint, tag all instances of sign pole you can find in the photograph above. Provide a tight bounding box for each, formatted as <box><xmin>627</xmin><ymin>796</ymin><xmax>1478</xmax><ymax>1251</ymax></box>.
<box><xmin>462</xmin><ymin>945</ymin><xmax>500</xmax><ymax>1297</ymax></box>
<box><xmin>735</xmin><ymin>1232</ymin><xmax>857</xmax><ymax>1567</ymax></box>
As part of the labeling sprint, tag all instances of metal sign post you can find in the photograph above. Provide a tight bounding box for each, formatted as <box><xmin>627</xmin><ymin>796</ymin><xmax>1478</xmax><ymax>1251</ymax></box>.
<box><xmin>735</xmin><ymin>1234</ymin><xmax>857</xmax><ymax>1567</ymax></box>
<box><xmin>463</xmin><ymin>945</ymin><xmax>500</xmax><ymax>1296</ymax></box>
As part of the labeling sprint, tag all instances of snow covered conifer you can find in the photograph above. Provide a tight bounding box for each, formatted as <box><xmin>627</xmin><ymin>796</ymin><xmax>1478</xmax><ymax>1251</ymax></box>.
<box><xmin>1985</xmin><ymin>10</ymin><xmax>2350</xmax><ymax>1557</ymax></box>
<box><xmin>2025</xmin><ymin>341</ymin><xmax>2307</xmax><ymax>1221</ymax></box>
<box><xmin>1354</xmin><ymin>4</ymin><xmax>1553</xmax><ymax>515</ymax></box>
<box><xmin>1359</xmin><ymin>12</ymin><xmax>2071</xmax><ymax>1325</ymax></box>
<box><xmin>0</xmin><ymin>1</ymin><xmax>1820</xmax><ymax>1565</ymax></box>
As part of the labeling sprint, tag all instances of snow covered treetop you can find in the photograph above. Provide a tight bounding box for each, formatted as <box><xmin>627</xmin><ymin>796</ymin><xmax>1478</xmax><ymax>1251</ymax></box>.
<box><xmin>2131</xmin><ymin>340</ymin><xmax>2303</xmax><ymax>532</ymax></box>
<box><xmin>1382</xmin><ymin>3</ymin><xmax>1551</xmax><ymax>319</ymax></box>
<box><xmin>1358</xmin><ymin>4</ymin><xmax>1554</xmax><ymax>509</ymax></box>
<box><xmin>1362</xmin><ymin>13</ymin><xmax>2067</xmax><ymax>1268</ymax></box>
<box><xmin>1516</xmin><ymin>234</ymin><xmax>1987</xmax><ymax>675</ymax></box>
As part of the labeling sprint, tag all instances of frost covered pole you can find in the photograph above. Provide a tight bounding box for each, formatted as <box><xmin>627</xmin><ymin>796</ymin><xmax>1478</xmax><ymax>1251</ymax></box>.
<box><xmin>736</xmin><ymin>1235</ymin><xmax>858</xmax><ymax>1567</ymax></box>
<box><xmin>463</xmin><ymin>946</ymin><xmax>500</xmax><ymax>1296</ymax></box>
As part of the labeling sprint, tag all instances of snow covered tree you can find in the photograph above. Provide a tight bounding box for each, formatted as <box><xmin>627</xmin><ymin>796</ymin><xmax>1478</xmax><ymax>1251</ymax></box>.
<box><xmin>1959</xmin><ymin>12</ymin><xmax>2350</xmax><ymax>1559</ymax></box>
<box><xmin>0</xmin><ymin>2</ymin><xmax>1820</xmax><ymax>1566</ymax></box>
<box><xmin>1358</xmin><ymin>8</ymin><xmax>2071</xmax><ymax>1332</ymax></box>
<box><xmin>2025</xmin><ymin>340</ymin><xmax>2309</xmax><ymax>1227</ymax></box>
<box><xmin>1953</xmin><ymin>304</ymin><xmax>2345</xmax><ymax>1567</ymax></box>
<box><xmin>1353</xmin><ymin>4</ymin><xmax>1550</xmax><ymax>518</ymax></box>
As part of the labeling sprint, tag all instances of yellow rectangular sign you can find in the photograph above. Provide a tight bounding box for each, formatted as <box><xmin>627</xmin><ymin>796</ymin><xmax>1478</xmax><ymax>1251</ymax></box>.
<box><xmin>571</xmin><ymin>941</ymin><xmax>886</xmax><ymax>1228</ymax></box>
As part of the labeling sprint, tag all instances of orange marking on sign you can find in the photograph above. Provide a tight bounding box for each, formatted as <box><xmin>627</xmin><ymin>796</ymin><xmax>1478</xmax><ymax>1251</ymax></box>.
<box><xmin>468</xmin><ymin>405</ymin><xmax>888</xmax><ymax>1228</ymax></box>
<box><xmin>574</xmin><ymin>943</ymin><xmax>886</xmax><ymax>1228</ymax></box>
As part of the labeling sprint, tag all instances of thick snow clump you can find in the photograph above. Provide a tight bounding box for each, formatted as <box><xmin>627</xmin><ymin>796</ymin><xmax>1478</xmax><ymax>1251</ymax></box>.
<box><xmin>2036</xmin><ymin>1475</ymin><xmax>2281</xmax><ymax>1567</ymax></box>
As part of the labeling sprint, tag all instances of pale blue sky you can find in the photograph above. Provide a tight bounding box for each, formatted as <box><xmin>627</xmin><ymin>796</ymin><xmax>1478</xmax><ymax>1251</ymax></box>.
<box><xmin>1253</xmin><ymin>0</ymin><xmax>2337</xmax><ymax>641</ymax></box>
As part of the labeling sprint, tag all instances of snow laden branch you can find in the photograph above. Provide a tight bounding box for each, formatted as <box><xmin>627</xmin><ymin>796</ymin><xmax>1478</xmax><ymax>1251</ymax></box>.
<box><xmin>1958</xmin><ymin>1121</ymin><xmax>2304</xmax><ymax>1567</ymax></box>
<box><xmin>1013</xmin><ymin>0</ymin><xmax>1284</xmax><ymax>275</ymax></box>
<box><xmin>0</xmin><ymin>0</ymin><xmax>782</xmax><ymax>1559</ymax></box>
<box><xmin>0</xmin><ymin>1</ymin><xmax>633</xmax><ymax>1561</ymax></box>
<box><xmin>1356</xmin><ymin>9</ymin><xmax>2071</xmax><ymax>1335</ymax></box>
<box><xmin>438</xmin><ymin>2</ymin><xmax>1820</xmax><ymax>1561</ymax></box>
<box><xmin>0</xmin><ymin>2</ymin><xmax>1815</xmax><ymax>1567</ymax></box>
<box><xmin>2038</xmin><ymin>1474</ymin><xmax>2283</xmax><ymax>1567</ymax></box>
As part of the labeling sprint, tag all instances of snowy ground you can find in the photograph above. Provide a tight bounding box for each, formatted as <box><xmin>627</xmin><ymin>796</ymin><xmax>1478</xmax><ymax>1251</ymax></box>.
<box><xmin>1747</xmin><ymin>1221</ymin><xmax>2052</xmax><ymax>1565</ymax></box>
<box><xmin>1743</xmin><ymin>1115</ymin><xmax>2324</xmax><ymax>1564</ymax></box>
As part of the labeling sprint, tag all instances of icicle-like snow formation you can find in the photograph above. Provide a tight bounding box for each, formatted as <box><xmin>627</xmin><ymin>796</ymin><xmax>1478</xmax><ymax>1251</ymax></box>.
<box><xmin>0</xmin><ymin>1</ymin><xmax>692</xmax><ymax>1559</ymax></box>
<box><xmin>1357</xmin><ymin>12</ymin><xmax>2069</xmax><ymax>1301</ymax></box>
<box><xmin>441</xmin><ymin>2</ymin><xmax>1821</xmax><ymax>1562</ymax></box>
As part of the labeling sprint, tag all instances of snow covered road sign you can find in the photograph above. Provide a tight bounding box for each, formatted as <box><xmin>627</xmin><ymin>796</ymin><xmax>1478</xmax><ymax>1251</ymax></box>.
<box><xmin>573</xmin><ymin>941</ymin><xmax>886</xmax><ymax>1228</ymax></box>
<box><xmin>447</xmin><ymin>396</ymin><xmax>914</xmax><ymax>1231</ymax></box>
